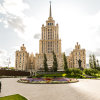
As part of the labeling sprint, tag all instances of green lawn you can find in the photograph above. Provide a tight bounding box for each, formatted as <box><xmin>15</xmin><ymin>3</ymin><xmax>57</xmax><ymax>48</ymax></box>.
<box><xmin>0</xmin><ymin>94</ymin><xmax>28</xmax><ymax>100</ymax></box>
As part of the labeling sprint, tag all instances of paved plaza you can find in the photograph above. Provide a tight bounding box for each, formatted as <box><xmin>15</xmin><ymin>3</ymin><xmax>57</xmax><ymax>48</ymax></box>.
<box><xmin>0</xmin><ymin>78</ymin><xmax>100</xmax><ymax>100</ymax></box>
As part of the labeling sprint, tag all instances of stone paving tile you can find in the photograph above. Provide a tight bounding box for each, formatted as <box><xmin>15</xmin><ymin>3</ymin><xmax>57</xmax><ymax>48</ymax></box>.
<box><xmin>0</xmin><ymin>78</ymin><xmax>100</xmax><ymax>100</ymax></box>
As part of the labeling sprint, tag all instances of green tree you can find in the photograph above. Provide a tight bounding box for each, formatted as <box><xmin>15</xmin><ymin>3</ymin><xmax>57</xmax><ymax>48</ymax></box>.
<box><xmin>96</xmin><ymin>59</ymin><xmax>99</xmax><ymax>67</ymax></box>
<box><xmin>63</xmin><ymin>53</ymin><xmax>68</xmax><ymax>71</ymax></box>
<box><xmin>43</xmin><ymin>53</ymin><xmax>48</xmax><ymax>72</ymax></box>
<box><xmin>89</xmin><ymin>55</ymin><xmax>93</xmax><ymax>68</ymax></box>
<box><xmin>52</xmin><ymin>51</ymin><xmax>58</xmax><ymax>72</ymax></box>
<box><xmin>92</xmin><ymin>54</ymin><xmax>96</xmax><ymax>69</ymax></box>
<box><xmin>89</xmin><ymin>54</ymin><xmax>100</xmax><ymax>70</ymax></box>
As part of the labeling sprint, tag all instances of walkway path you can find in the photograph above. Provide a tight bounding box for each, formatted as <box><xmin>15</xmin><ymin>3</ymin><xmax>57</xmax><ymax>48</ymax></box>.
<box><xmin>0</xmin><ymin>78</ymin><xmax>100</xmax><ymax>100</ymax></box>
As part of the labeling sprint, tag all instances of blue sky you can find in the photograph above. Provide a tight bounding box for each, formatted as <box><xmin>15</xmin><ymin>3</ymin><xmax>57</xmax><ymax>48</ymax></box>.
<box><xmin>0</xmin><ymin>0</ymin><xmax>100</xmax><ymax>67</ymax></box>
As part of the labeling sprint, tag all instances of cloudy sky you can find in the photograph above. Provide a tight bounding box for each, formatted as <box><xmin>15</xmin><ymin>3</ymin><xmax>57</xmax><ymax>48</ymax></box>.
<box><xmin>0</xmin><ymin>0</ymin><xmax>100</xmax><ymax>67</ymax></box>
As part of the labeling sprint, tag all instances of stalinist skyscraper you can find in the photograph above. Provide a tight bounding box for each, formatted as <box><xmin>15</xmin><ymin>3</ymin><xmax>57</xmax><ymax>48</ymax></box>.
<box><xmin>35</xmin><ymin>2</ymin><xmax>63</xmax><ymax>71</ymax></box>
<box><xmin>39</xmin><ymin>2</ymin><xmax>61</xmax><ymax>54</ymax></box>
<box><xmin>15</xmin><ymin>2</ymin><xmax>86</xmax><ymax>72</ymax></box>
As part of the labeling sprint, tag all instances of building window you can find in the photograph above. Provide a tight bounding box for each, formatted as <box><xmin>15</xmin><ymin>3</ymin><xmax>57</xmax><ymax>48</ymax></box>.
<box><xmin>48</xmin><ymin>23</ymin><xmax>53</xmax><ymax>26</ymax></box>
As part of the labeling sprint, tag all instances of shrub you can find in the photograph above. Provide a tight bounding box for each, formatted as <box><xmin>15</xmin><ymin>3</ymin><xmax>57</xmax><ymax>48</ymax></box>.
<box><xmin>66</xmin><ymin>68</ymin><xmax>82</xmax><ymax>75</ymax></box>
<box><xmin>65</xmin><ymin>68</ymin><xmax>83</xmax><ymax>78</ymax></box>
<box><xmin>36</xmin><ymin>74</ymin><xmax>44</xmax><ymax>78</ymax></box>
<box><xmin>62</xmin><ymin>73</ymin><xmax>67</xmax><ymax>77</ymax></box>
<box><xmin>84</xmin><ymin>68</ymin><xmax>98</xmax><ymax>76</ymax></box>
<box><xmin>95</xmin><ymin>67</ymin><xmax>100</xmax><ymax>71</ymax></box>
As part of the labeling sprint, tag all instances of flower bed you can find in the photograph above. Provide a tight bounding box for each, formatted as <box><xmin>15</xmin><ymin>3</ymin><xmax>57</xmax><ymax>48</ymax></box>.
<box><xmin>18</xmin><ymin>78</ymin><xmax>79</xmax><ymax>84</ymax></box>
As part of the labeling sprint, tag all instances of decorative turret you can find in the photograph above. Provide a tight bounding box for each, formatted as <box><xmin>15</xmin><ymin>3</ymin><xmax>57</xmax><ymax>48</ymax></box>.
<box><xmin>75</xmin><ymin>42</ymin><xmax>80</xmax><ymax>50</ymax></box>
<box><xmin>20</xmin><ymin>44</ymin><xmax>26</xmax><ymax>51</ymax></box>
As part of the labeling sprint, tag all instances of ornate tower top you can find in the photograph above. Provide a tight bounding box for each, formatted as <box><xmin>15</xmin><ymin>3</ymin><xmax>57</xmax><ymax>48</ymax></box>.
<box><xmin>48</xmin><ymin>1</ymin><xmax>53</xmax><ymax>20</ymax></box>
<box><xmin>49</xmin><ymin>1</ymin><xmax>52</xmax><ymax>17</ymax></box>
<box><xmin>75</xmin><ymin>42</ymin><xmax>80</xmax><ymax>50</ymax></box>
<box><xmin>39</xmin><ymin>2</ymin><xmax>61</xmax><ymax>54</ymax></box>
<box><xmin>20</xmin><ymin>44</ymin><xmax>26</xmax><ymax>51</ymax></box>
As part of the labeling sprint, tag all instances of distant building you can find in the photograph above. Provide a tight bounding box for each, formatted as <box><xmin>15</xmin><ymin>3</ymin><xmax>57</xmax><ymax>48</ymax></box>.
<box><xmin>67</xmin><ymin>42</ymin><xmax>86</xmax><ymax>68</ymax></box>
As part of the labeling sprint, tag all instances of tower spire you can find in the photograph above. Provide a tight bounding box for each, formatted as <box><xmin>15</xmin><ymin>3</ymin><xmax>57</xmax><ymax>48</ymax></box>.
<box><xmin>49</xmin><ymin>1</ymin><xmax>52</xmax><ymax>17</ymax></box>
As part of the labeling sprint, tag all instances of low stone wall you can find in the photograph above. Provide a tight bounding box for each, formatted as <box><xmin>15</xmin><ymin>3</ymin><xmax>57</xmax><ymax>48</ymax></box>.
<box><xmin>36</xmin><ymin>71</ymin><xmax>65</xmax><ymax>75</ymax></box>
<box><xmin>0</xmin><ymin>70</ymin><xmax>30</xmax><ymax>76</ymax></box>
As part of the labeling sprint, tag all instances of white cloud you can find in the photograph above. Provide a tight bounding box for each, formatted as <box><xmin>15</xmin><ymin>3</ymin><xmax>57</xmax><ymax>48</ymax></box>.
<box><xmin>0</xmin><ymin>47</ymin><xmax>19</xmax><ymax>67</ymax></box>
<box><xmin>0</xmin><ymin>49</ymin><xmax>7</xmax><ymax>55</ymax></box>
<box><xmin>33</xmin><ymin>33</ymin><xmax>41</xmax><ymax>39</ymax></box>
<box><xmin>0</xmin><ymin>0</ymin><xmax>29</xmax><ymax>16</ymax></box>
<box><xmin>0</xmin><ymin>0</ymin><xmax>28</xmax><ymax>33</ymax></box>
<box><xmin>58</xmin><ymin>10</ymin><xmax>100</xmax><ymax>53</ymax></box>
<box><xmin>1</xmin><ymin>0</ymin><xmax>100</xmax><ymax>66</ymax></box>
<box><xmin>0</xmin><ymin>0</ymin><xmax>40</xmax><ymax>41</ymax></box>
<box><xmin>0</xmin><ymin>49</ymin><xmax>8</xmax><ymax>66</ymax></box>
<box><xmin>8</xmin><ymin>16</ymin><xmax>25</xmax><ymax>32</ymax></box>
<box><xmin>65</xmin><ymin>48</ymin><xmax>73</xmax><ymax>56</ymax></box>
